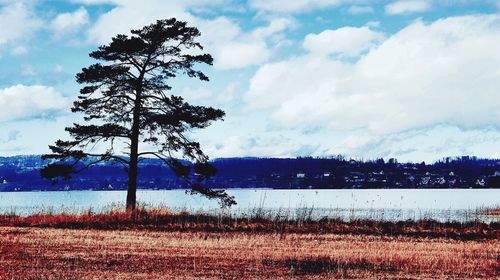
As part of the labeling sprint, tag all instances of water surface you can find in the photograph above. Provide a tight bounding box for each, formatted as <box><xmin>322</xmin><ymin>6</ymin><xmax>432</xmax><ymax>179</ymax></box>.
<box><xmin>0</xmin><ymin>189</ymin><xmax>498</xmax><ymax>222</ymax></box>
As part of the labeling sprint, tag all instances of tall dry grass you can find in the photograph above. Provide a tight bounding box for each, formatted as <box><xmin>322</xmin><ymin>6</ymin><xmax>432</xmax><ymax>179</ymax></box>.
<box><xmin>0</xmin><ymin>207</ymin><xmax>498</xmax><ymax>240</ymax></box>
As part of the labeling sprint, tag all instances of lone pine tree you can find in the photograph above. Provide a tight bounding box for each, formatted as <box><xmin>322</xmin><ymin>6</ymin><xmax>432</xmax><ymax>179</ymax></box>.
<box><xmin>41</xmin><ymin>18</ymin><xmax>235</xmax><ymax>210</ymax></box>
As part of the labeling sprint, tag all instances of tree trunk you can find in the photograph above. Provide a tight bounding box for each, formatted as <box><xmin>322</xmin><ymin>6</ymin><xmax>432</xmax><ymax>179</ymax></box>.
<box><xmin>126</xmin><ymin>62</ymin><xmax>147</xmax><ymax>211</ymax></box>
<box><xmin>126</xmin><ymin>98</ymin><xmax>141</xmax><ymax>211</ymax></box>
<box><xmin>126</xmin><ymin>89</ymin><xmax>142</xmax><ymax>211</ymax></box>
<box><xmin>126</xmin><ymin>134</ymin><xmax>139</xmax><ymax>211</ymax></box>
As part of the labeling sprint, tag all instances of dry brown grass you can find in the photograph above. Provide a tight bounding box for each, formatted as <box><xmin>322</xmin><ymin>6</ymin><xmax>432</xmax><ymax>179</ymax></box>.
<box><xmin>0</xmin><ymin>226</ymin><xmax>498</xmax><ymax>279</ymax></box>
<box><xmin>481</xmin><ymin>206</ymin><xmax>500</xmax><ymax>217</ymax></box>
<box><xmin>0</xmin><ymin>208</ymin><xmax>498</xmax><ymax>240</ymax></box>
<box><xmin>0</xmin><ymin>209</ymin><xmax>498</xmax><ymax>279</ymax></box>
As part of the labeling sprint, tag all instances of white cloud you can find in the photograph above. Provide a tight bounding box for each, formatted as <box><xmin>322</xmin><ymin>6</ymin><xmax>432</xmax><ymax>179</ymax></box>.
<box><xmin>366</xmin><ymin>21</ymin><xmax>381</xmax><ymax>28</ymax></box>
<box><xmin>20</xmin><ymin>64</ymin><xmax>36</xmax><ymax>76</ymax></box>
<box><xmin>202</xmin><ymin>17</ymin><xmax>294</xmax><ymax>69</ymax></box>
<box><xmin>0</xmin><ymin>129</ymin><xmax>20</xmax><ymax>143</ymax></box>
<box><xmin>246</xmin><ymin>55</ymin><xmax>350</xmax><ymax>110</ymax></box>
<box><xmin>303</xmin><ymin>26</ymin><xmax>384</xmax><ymax>57</ymax></box>
<box><xmin>51</xmin><ymin>7</ymin><xmax>89</xmax><ymax>35</ymax></box>
<box><xmin>198</xmin><ymin>17</ymin><xmax>264</xmax><ymax>69</ymax></box>
<box><xmin>329</xmin><ymin>125</ymin><xmax>500</xmax><ymax>162</ymax></box>
<box><xmin>10</xmin><ymin>45</ymin><xmax>27</xmax><ymax>55</ymax></box>
<box><xmin>251</xmin><ymin>17</ymin><xmax>295</xmax><ymax>39</ymax></box>
<box><xmin>7</xmin><ymin>130</ymin><xmax>19</xmax><ymax>141</ymax></box>
<box><xmin>385</xmin><ymin>0</ymin><xmax>431</xmax><ymax>15</ymax></box>
<box><xmin>217</xmin><ymin>82</ymin><xmax>238</xmax><ymax>104</ymax></box>
<box><xmin>180</xmin><ymin>86</ymin><xmax>213</xmax><ymax>102</ymax></box>
<box><xmin>205</xmin><ymin>135</ymin><xmax>318</xmax><ymax>158</ymax></box>
<box><xmin>0</xmin><ymin>85</ymin><xmax>69</xmax><ymax>122</ymax></box>
<box><xmin>0</xmin><ymin>2</ymin><xmax>41</xmax><ymax>46</ymax></box>
<box><xmin>53</xmin><ymin>64</ymin><xmax>64</xmax><ymax>73</ymax></box>
<box><xmin>347</xmin><ymin>5</ymin><xmax>374</xmax><ymax>15</ymax></box>
<box><xmin>246</xmin><ymin>15</ymin><xmax>500</xmax><ymax>160</ymax></box>
<box><xmin>71</xmin><ymin>0</ymin><xmax>115</xmax><ymax>4</ymax></box>
<box><xmin>250</xmin><ymin>0</ymin><xmax>343</xmax><ymax>13</ymax></box>
<box><xmin>215</xmin><ymin>42</ymin><xmax>270</xmax><ymax>69</ymax></box>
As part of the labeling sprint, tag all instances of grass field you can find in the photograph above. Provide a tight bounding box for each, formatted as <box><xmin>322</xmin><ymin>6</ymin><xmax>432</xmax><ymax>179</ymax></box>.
<box><xmin>0</xmin><ymin>209</ymin><xmax>498</xmax><ymax>279</ymax></box>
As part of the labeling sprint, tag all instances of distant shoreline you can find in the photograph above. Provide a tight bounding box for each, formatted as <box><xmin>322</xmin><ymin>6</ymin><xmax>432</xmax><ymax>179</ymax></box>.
<box><xmin>0</xmin><ymin>187</ymin><xmax>499</xmax><ymax>193</ymax></box>
<box><xmin>1</xmin><ymin>156</ymin><xmax>499</xmax><ymax>191</ymax></box>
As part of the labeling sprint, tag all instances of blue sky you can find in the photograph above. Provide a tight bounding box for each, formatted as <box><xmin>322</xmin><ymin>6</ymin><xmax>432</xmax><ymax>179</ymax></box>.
<box><xmin>1</xmin><ymin>0</ymin><xmax>500</xmax><ymax>162</ymax></box>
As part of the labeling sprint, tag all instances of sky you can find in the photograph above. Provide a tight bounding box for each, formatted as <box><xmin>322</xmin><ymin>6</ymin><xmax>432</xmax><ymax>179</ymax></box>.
<box><xmin>0</xmin><ymin>0</ymin><xmax>500</xmax><ymax>163</ymax></box>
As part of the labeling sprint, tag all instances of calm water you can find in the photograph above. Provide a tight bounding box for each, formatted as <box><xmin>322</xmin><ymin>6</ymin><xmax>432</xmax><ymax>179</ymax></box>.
<box><xmin>0</xmin><ymin>189</ymin><xmax>498</xmax><ymax>222</ymax></box>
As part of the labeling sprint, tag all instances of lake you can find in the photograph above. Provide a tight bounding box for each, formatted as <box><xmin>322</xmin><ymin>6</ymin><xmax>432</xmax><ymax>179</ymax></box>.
<box><xmin>0</xmin><ymin>189</ymin><xmax>498</xmax><ymax>222</ymax></box>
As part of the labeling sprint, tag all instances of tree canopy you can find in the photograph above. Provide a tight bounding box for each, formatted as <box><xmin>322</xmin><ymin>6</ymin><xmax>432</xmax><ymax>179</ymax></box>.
<box><xmin>41</xmin><ymin>18</ymin><xmax>235</xmax><ymax>209</ymax></box>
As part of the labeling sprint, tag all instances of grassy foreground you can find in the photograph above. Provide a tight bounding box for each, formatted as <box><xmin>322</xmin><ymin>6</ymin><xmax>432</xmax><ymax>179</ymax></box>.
<box><xmin>0</xmin><ymin>209</ymin><xmax>498</xmax><ymax>279</ymax></box>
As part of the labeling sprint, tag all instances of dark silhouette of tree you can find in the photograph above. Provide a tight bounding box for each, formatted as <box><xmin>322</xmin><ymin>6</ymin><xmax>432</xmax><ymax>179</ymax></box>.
<box><xmin>41</xmin><ymin>18</ymin><xmax>235</xmax><ymax>210</ymax></box>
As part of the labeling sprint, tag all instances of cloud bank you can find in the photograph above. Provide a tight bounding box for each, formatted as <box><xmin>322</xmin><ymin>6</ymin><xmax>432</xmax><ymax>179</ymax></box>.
<box><xmin>385</xmin><ymin>0</ymin><xmax>431</xmax><ymax>15</ymax></box>
<box><xmin>0</xmin><ymin>85</ymin><xmax>69</xmax><ymax>122</ymax></box>
<box><xmin>242</xmin><ymin>15</ymin><xmax>500</xmax><ymax>160</ymax></box>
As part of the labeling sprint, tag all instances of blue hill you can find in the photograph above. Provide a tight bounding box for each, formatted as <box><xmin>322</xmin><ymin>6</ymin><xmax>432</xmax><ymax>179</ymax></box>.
<box><xmin>0</xmin><ymin>155</ymin><xmax>498</xmax><ymax>191</ymax></box>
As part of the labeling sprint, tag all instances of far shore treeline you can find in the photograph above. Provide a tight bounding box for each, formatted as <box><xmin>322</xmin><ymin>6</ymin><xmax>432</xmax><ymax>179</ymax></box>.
<box><xmin>0</xmin><ymin>155</ymin><xmax>498</xmax><ymax>191</ymax></box>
